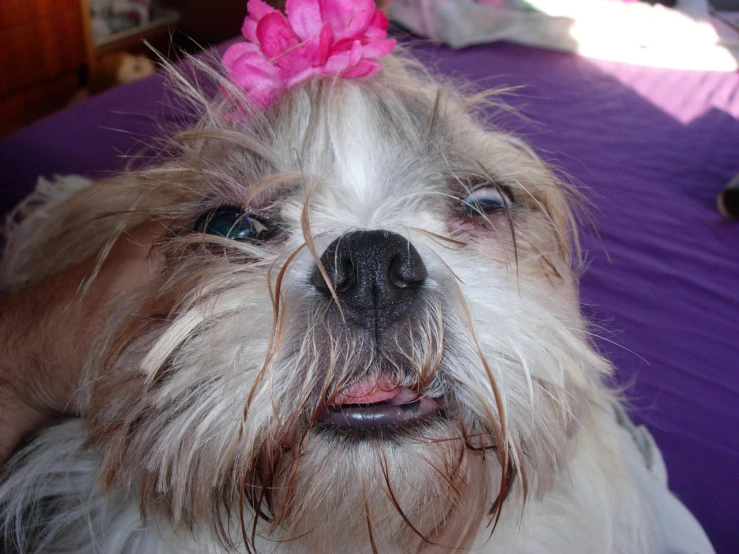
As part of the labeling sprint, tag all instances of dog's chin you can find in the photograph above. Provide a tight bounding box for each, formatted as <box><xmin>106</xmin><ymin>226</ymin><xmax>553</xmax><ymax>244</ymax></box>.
<box><xmin>242</xmin><ymin>371</ymin><xmax>504</xmax><ymax>551</ymax></box>
<box><xmin>265</xmin><ymin>408</ymin><xmax>496</xmax><ymax>552</ymax></box>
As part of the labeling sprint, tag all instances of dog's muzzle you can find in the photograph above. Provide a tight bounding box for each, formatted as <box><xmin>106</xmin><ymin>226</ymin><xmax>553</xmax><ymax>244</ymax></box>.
<box><xmin>311</xmin><ymin>231</ymin><xmax>441</xmax><ymax>432</ymax></box>
<box><xmin>311</xmin><ymin>230</ymin><xmax>427</xmax><ymax>328</ymax></box>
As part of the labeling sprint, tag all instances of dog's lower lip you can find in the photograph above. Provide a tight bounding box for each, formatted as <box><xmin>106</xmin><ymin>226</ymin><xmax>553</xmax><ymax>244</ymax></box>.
<box><xmin>316</xmin><ymin>396</ymin><xmax>441</xmax><ymax>429</ymax></box>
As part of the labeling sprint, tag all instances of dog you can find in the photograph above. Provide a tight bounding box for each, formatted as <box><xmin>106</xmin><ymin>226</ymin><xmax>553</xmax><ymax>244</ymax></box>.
<box><xmin>0</xmin><ymin>44</ymin><xmax>711</xmax><ymax>553</ymax></box>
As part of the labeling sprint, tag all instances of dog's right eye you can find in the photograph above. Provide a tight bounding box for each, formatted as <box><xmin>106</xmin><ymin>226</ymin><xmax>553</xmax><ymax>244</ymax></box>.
<box><xmin>460</xmin><ymin>184</ymin><xmax>513</xmax><ymax>217</ymax></box>
<box><xmin>194</xmin><ymin>207</ymin><xmax>271</xmax><ymax>242</ymax></box>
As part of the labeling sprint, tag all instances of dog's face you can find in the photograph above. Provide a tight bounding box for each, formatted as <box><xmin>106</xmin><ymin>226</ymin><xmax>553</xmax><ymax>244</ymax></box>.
<box><xmin>9</xmin><ymin>57</ymin><xmax>610</xmax><ymax>551</ymax></box>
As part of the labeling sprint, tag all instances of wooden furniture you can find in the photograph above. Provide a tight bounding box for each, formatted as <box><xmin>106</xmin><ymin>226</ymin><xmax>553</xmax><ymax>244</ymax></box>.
<box><xmin>0</xmin><ymin>0</ymin><xmax>287</xmax><ymax>139</ymax></box>
<box><xmin>0</xmin><ymin>0</ymin><xmax>94</xmax><ymax>137</ymax></box>
<box><xmin>91</xmin><ymin>2</ymin><xmax>181</xmax><ymax>58</ymax></box>
<box><xmin>0</xmin><ymin>0</ymin><xmax>93</xmax><ymax>97</ymax></box>
<box><xmin>0</xmin><ymin>0</ymin><xmax>187</xmax><ymax>139</ymax></box>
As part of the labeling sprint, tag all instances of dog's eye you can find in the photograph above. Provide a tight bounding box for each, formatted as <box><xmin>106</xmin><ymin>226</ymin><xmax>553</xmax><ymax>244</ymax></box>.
<box><xmin>460</xmin><ymin>185</ymin><xmax>513</xmax><ymax>216</ymax></box>
<box><xmin>195</xmin><ymin>207</ymin><xmax>271</xmax><ymax>241</ymax></box>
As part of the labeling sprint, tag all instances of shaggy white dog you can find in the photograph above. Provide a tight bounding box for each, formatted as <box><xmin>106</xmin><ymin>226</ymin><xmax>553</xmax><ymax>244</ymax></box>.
<box><xmin>0</xmin><ymin>52</ymin><xmax>714</xmax><ymax>554</ymax></box>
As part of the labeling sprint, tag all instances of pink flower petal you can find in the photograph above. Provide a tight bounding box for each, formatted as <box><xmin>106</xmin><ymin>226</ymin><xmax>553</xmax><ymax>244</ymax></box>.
<box><xmin>347</xmin><ymin>39</ymin><xmax>363</xmax><ymax>67</ymax></box>
<box><xmin>222</xmin><ymin>41</ymin><xmax>260</xmax><ymax>69</ymax></box>
<box><xmin>225</xmin><ymin>0</ymin><xmax>396</xmax><ymax>108</ymax></box>
<box><xmin>257</xmin><ymin>12</ymin><xmax>300</xmax><ymax>61</ymax></box>
<box><xmin>323</xmin><ymin>52</ymin><xmax>350</xmax><ymax>75</ymax></box>
<box><xmin>247</xmin><ymin>0</ymin><xmax>276</xmax><ymax>20</ymax></box>
<box><xmin>242</xmin><ymin>19</ymin><xmax>258</xmax><ymax>43</ymax></box>
<box><xmin>230</xmin><ymin>55</ymin><xmax>283</xmax><ymax>108</ymax></box>
<box><xmin>285</xmin><ymin>66</ymin><xmax>320</xmax><ymax>89</ymax></box>
<box><xmin>224</xmin><ymin>47</ymin><xmax>281</xmax><ymax>91</ymax></box>
<box><xmin>316</xmin><ymin>25</ymin><xmax>333</xmax><ymax>65</ymax></box>
<box><xmin>322</xmin><ymin>0</ymin><xmax>376</xmax><ymax>41</ymax></box>
<box><xmin>274</xmin><ymin>42</ymin><xmax>316</xmax><ymax>75</ymax></box>
<box><xmin>361</xmin><ymin>38</ymin><xmax>396</xmax><ymax>59</ymax></box>
<box><xmin>284</xmin><ymin>27</ymin><xmax>332</xmax><ymax>70</ymax></box>
<box><xmin>324</xmin><ymin>40</ymin><xmax>362</xmax><ymax>75</ymax></box>
<box><xmin>329</xmin><ymin>37</ymin><xmax>356</xmax><ymax>54</ymax></box>
<box><xmin>286</xmin><ymin>0</ymin><xmax>323</xmax><ymax>41</ymax></box>
<box><xmin>242</xmin><ymin>0</ymin><xmax>276</xmax><ymax>42</ymax></box>
<box><xmin>363</xmin><ymin>10</ymin><xmax>390</xmax><ymax>42</ymax></box>
<box><xmin>341</xmin><ymin>59</ymin><xmax>381</xmax><ymax>79</ymax></box>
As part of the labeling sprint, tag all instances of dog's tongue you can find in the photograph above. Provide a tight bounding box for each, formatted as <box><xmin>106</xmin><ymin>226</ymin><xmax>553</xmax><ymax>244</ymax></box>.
<box><xmin>333</xmin><ymin>378</ymin><xmax>419</xmax><ymax>405</ymax></box>
<box><xmin>320</xmin><ymin>377</ymin><xmax>440</xmax><ymax>430</ymax></box>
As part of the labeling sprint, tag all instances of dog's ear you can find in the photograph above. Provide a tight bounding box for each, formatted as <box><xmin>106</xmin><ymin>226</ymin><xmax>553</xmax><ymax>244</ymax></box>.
<box><xmin>522</xmin><ymin>173</ymin><xmax>582</xmax><ymax>289</ymax></box>
<box><xmin>536</xmin><ymin>173</ymin><xmax>580</xmax><ymax>267</ymax></box>
<box><xmin>1</xmin><ymin>174</ymin><xmax>182</xmax><ymax>292</ymax></box>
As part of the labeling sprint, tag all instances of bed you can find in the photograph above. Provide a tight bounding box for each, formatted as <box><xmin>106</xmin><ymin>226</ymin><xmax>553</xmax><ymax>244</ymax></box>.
<box><xmin>0</xmin><ymin>37</ymin><xmax>737</xmax><ymax>553</ymax></box>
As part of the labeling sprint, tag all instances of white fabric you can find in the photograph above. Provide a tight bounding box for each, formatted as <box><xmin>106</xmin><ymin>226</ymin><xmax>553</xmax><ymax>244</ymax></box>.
<box><xmin>390</xmin><ymin>0</ymin><xmax>739</xmax><ymax>70</ymax></box>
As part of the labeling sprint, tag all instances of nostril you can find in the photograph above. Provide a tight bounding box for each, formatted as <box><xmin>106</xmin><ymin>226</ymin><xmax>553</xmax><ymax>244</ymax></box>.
<box><xmin>313</xmin><ymin>231</ymin><xmax>427</xmax><ymax>320</ymax></box>
<box><xmin>389</xmin><ymin>256</ymin><xmax>427</xmax><ymax>289</ymax></box>
<box><xmin>336</xmin><ymin>258</ymin><xmax>356</xmax><ymax>292</ymax></box>
<box><xmin>312</xmin><ymin>256</ymin><xmax>357</xmax><ymax>294</ymax></box>
<box><xmin>312</xmin><ymin>265</ymin><xmax>330</xmax><ymax>292</ymax></box>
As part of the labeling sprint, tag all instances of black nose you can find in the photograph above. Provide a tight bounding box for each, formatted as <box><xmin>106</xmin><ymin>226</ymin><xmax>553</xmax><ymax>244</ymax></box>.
<box><xmin>312</xmin><ymin>231</ymin><xmax>427</xmax><ymax>328</ymax></box>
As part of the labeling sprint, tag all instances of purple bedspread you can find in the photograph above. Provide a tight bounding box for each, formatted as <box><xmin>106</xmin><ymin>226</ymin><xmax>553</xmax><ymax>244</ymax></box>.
<box><xmin>1</xmin><ymin>39</ymin><xmax>737</xmax><ymax>552</ymax></box>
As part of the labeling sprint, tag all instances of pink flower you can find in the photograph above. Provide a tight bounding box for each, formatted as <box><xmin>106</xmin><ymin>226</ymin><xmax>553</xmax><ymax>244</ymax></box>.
<box><xmin>223</xmin><ymin>0</ymin><xmax>396</xmax><ymax>108</ymax></box>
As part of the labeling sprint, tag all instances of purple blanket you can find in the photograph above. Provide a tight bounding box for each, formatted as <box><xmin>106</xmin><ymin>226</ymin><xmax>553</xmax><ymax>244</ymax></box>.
<box><xmin>1</xmin><ymin>39</ymin><xmax>737</xmax><ymax>552</ymax></box>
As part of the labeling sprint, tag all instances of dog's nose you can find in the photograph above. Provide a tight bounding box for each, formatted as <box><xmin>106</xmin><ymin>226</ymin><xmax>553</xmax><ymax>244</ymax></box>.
<box><xmin>312</xmin><ymin>230</ymin><xmax>427</xmax><ymax>327</ymax></box>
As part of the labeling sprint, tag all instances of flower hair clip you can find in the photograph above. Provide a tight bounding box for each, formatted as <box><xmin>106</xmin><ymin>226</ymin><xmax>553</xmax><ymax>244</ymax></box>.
<box><xmin>223</xmin><ymin>0</ymin><xmax>397</xmax><ymax>108</ymax></box>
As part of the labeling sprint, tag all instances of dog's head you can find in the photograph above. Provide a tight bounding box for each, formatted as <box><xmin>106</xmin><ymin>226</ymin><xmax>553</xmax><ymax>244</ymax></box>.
<box><xmin>3</xmin><ymin>54</ymin><xmax>610</xmax><ymax>551</ymax></box>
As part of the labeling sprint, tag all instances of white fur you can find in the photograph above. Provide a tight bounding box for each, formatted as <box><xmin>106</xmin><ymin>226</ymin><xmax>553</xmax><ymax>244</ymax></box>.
<box><xmin>0</xmin><ymin>54</ymin><xmax>663</xmax><ymax>553</ymax></box>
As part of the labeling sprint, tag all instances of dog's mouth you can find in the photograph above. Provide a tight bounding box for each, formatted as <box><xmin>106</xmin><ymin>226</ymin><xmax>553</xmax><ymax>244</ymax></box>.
<box><xmin>316</xmin><ymin>378</ymin><xmax>442</xmax><ymax>430</ymax></box>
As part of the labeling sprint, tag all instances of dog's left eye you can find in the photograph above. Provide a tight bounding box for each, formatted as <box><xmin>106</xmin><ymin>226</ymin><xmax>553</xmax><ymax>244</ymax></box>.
<box><xmin>460</xmin><ymin>185</ymin><xmax>513</xmax><ymax>216</ymax></box>
<box><xmin>195</xmin><ymin>207</ymin><xmax>271</xmax><ymax>241</ymax></box>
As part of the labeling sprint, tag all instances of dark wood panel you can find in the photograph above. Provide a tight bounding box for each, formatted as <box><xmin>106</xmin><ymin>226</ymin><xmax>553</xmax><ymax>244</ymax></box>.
<box><xmin>0</xmin><ymin>0</ymin><xmax>79</xmax><ymax>31</ymax></box>
<box><xmin>0</xmin><ymin>9</ymin><xmax>85</xmax><ymax>97</ymax></box>
<box><xmin>178</xmin><ymin>0</ymin><xmax>248</xmax><ymax>44</ymax></box>
<box><xmin>0</xmin><ymin>72</ymin><xmax>78</xmax><ymax>139</ymax></box>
